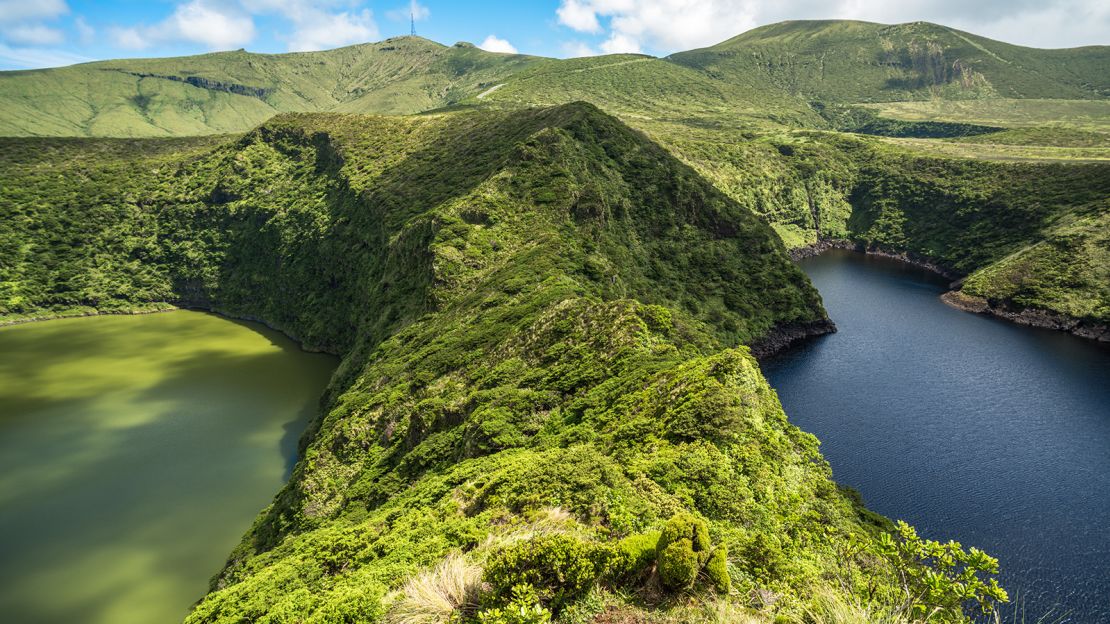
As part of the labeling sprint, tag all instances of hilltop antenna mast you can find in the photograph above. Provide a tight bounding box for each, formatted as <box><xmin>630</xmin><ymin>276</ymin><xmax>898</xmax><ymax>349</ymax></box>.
<box><xmin>411</xmin><ymin>12</ymin><xmax>416</xmax><ymax>37</ymax></box>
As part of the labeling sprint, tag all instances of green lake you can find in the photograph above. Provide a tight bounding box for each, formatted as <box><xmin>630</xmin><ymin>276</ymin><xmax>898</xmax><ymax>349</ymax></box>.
<box><xmin>0</xmin><ymin>311</ymin><xmax>337</xmax><ymax>624</ymax></box>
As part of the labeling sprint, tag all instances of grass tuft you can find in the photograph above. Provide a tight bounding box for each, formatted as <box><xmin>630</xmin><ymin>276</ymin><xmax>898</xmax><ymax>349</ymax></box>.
<box><xmin>388</xmin><ymin>553</ymin><xmax>484</xmax><ymax>624</ymax></box>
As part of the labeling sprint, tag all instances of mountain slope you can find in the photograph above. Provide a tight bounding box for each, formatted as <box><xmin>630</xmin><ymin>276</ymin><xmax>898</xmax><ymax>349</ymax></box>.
<box><xmin>669</xmin><ymin>20</ymin><xmax>1110</xmax><ymax>103</ymax></box>
<box><xmin>0</xmin><ymin>104</ymin><xmax>1012</xmax><ymax>621</ymax></box>
<box><xmin>8</xmin><ymin>20</ymin><xmax>1106</xmax><ymax>138</ymax></box>
<box><xmin>0</xmin><ymin>104</ymin><xmax>829</xmax><ymax>347</ymax></box>
<box><xmin>466</xmin><ymin>53</ymin><xmax>820</xmax><ymax>128</ymax></box>
<box><xmin>0</xmin><ymin>37</ymin><xmax>538</xmax><ymax>137</ymax></box>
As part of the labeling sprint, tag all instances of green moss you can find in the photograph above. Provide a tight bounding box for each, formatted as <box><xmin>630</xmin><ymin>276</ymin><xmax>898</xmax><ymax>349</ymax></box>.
<box><xmin>608</xmin><ymin>532</ymin><xmax>660</xmax><ymax>583</ymax></box>
<box><xmin>658</xmin><ymin>539</ymin><xmax>701</xmax><ymax>591</ymax></box>
<box><xmin>705</xmin><ymin>545</ymin><xmax>731</xmax><ymax>594</ymax></box>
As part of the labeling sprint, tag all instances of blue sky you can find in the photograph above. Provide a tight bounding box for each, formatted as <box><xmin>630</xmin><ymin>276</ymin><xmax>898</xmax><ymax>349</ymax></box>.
<box><xmin>1</xmin><ymin>0</ymin><xmax>1107</xmax><ymax>70</ymax></box>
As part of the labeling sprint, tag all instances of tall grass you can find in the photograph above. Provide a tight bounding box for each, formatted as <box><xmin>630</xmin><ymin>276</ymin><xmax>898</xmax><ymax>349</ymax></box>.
<box><xmin>387</xmin><ymin>553</ymin><xmax>484</xmax><ymax>624</ymax></box>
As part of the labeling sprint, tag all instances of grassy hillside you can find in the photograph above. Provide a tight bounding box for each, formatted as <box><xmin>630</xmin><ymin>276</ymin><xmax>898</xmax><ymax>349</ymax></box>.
<box><xmin>670</xmin><ymin>20</ymin><xmax>1110</xmax><ymax>103</ymax></box>
<box><xmin>469</xmin><ymin>54</ymin><xmax>820</xmax><ymax>129</ymax></box>
<box><xmin>0</xmin><ymin>105</ymin><xmax>1011</xmax><ymax>622</ymax></box>
<box><xmin>645</xmin><ymin>123</ymin><xmax>1110</xmax><ymax>330</ymax></box>
<box><xmin>0</xmin><ymin>37</ymin><xmax>538</xmax><ymax>137</ymax></box>
<box><xmin>7</xmin><ymin>20</ymin><xmax>1107</xmax><ymax>139</ymax></box>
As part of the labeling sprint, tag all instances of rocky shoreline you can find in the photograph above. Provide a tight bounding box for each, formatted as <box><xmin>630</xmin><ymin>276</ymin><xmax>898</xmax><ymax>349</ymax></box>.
<box><xmin>750</xmin><ymin>318</ymin><xmax>837</xmax><ymax>359</ymax></box>
<box><xmin>788</xmin><ymin>239</ymin><xmax>962</xmax><ymax>282</ymax></box>
<box><xmin>941</xmin><ymin>291</ymin><xmax>1110</xmax><ymax>343</ymax></box>
<box><xmin>790</xmin><ymin>239</ymin><xmax>1109</xmax><ymax>345</ymax></box>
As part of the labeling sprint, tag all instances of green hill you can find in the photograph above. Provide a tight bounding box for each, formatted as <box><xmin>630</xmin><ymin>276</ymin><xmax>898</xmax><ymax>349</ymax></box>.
<box><xmin>464</xmin><ymin>53</ymin><xmax>820</xmax><ymax>128</ymax></box>
<box><xmin>0</xmin><ymin>103</ymin><xmax>1012</xmax><ymax>622</ymax></box>
<box><xmin>2</xmin><ymin>20</ymin><xmax>1105</xmax><ymax>621</ymax></box>
<box><xmin>7</xmin><ymin>20</ymin><xmax>1107</xmax><ymax>139</ymax></box>
<box><xmin>0</xmin><ymin>37</ymin><xmax>539</xmax><ymax>137</ymax></box>
<box><xmin>670</xmin><ymin>20</ymin><xmax>1110</xmax><ymax>103</ymax></box>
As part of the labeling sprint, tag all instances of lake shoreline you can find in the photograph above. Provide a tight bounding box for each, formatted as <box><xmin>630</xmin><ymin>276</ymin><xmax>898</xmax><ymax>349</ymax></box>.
<box><xmin>750</xmin><ymin>318</ymin><xmax>838</xmax><ymax>359</ymax></box>
<box><xmin>0</xmin><ymin>304</ymin><xmax>341</xmax><ymax>355</ymax></box>
<box><xmin>763</xmin><ymin>249</ymin><xmax>1110</xmax><ymax>622</ymax></box>
<box><xmin>790</xmin><ymin>239</ymin><xmax>1109</xmax><ymax>344</ymax></box>
<box><xmin>0</xmin><ymin>304</ymin><xmax>181</xmax><ymax>328</ymax></box>
<box><xmin>941</xmin><ymin>290</ymin><xmax>1110</xmax><ymax>343</ymax></box>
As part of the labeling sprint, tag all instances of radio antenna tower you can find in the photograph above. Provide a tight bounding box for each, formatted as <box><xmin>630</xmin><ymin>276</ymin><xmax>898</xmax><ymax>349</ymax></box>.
<box><xmin>410</xmin><ymin>12</ymin><xmax>416</xmax><ymax>36</ymax></box>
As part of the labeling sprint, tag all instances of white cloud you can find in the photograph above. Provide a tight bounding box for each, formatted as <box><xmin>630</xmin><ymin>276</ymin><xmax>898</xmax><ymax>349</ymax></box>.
<box><xmin>6</xmin><ymin>24</ymin><xmax>64</xmax><ymax>45</ymax></box>
<box><xmin>557</xmin><ymin>0</ymin><xmax>602</xmax><ymax>33</ymax></box>
<box><xmin>561</xmin><ymin>40</ymin><xmax>598</xmax><ymax>57</ymax></box>
<box><xmin>241</xmin><ymin>1</ymin><xmax>379</xmax><ymax>51</ymax></box>
<box><xmin>0</xmin><ymin>0</ymin><xmax>69</xmax><ymax>51</ymax></box>
<box><xmin>0</xmin><ymin>42</ymin><xmax>88</xmax><ymax>69</ymax></box>
<box><xmin>110</xmin><ymin>0</ymin><xmax>255</xmax><ymax>50</ymax></box>
<box><xmin>478</xmin><ymin>35</ymin><xmax>518</xmax><ymax>54</ymax></box>
<box><xmin>74</xmin><ymin>16</ymin><xmax>94</xmax><ymax>44</ymax></box>
<box><xmin>170</xmin><ymin>0</ymin><xmax>256</xmax><ymax>49</ymax></box>
<box><xmin>951</xmin><ymin>0</ymin><xmax>1110</xmax><ymax>49</ymax></box>
<box><xmin>0</xmin><ymin>0</ymin><xmax>68</xmax><ymax>24</ymax></box>
<box><xmin>554</xmin><ymin>0</ymin><xmax>1110</xmax><ymax>53</ymax></box>
<box><xmin>600</xmin><ymin>32</ymin><xmax>640</xmax><ymax>54</ymax></box>
<box><xmin>287</xmin><ymin>9</ymin><xmax>376</xmax><ymax>51</ymax></box>
<box><xmin>387</xmin><ymin>1</ymin><xmax>430</xmax><ymax>23</ymax></box>
<box><xmin>110</xmin><ymin>26</ymin><xmax>148</xmax><ymax>49</ymax></box>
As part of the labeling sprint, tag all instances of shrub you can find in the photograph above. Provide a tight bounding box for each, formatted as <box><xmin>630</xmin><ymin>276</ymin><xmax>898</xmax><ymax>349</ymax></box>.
<box><xmin>605</xmin><ymin>531</ymin><xmax>660</xmax><ymax>583</ymax></box>
<box><xmin>655</xmin><ymin>513</ymin><xmax>730</xmax><ymax>594</ymax></box>
<box><xmin>476</xmin><ymin>584</ymin><xmax>552</xmax><ymax>624</ymax></box>
<box><xmin>657</xmin><ymin>513</ymin><xmax>712</xmax><ymax>591</ymax></box>
<box><xmin>483</xmin><ymin>535</ymin><xmax>605</xmax><ymax>613</ymax></box>
<box><xmin>658</xmin><ymin>513</ymin><xmax>711</xmax><ymax>557</ymax></box>
<box><xmin>658</xmin><ymin>538</ymin><xmax>701</xmax><ymax>590</ymax></box>
<box><xmin>704</xmin><ymin>545</ymin><xmax>731</xmax><ymax>594</ymax></box>
<box><xmin>878</xmin><ymin>521</ymin><xmax>1008</xmax><ymax>618</ymax></box>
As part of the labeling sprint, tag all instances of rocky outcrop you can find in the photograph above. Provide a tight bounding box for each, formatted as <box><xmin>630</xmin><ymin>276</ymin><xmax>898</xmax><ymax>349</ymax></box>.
<box><xmin>749</xmin><ymin>318</ymin><xmax>837</xmax><ymax>359</ymax></box>
<box><xmin>118</xmin><ymin>70</ymin><xmax>273</xmax><ymax>99</ymax></box>
<box><xmin>787</xmin><ymin>238</ymin><xmax>856</xmax><ymax>261</ymax></box>
<box><xmin>941</xmin><ymin>291</ymin><xmax>1110</xmax><ymax>342</ymax></box>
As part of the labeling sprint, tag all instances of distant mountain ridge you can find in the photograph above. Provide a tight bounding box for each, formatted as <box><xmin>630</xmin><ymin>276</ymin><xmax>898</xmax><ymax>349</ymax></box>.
<box><xmin>1</xmin><ymin>19</ymin><xmax>1106</xmax><ymax>137</ymax></box>
<box><xmin>0</xmin><ymin>37</ymin><xmax>539</xmax><ymax>136</ymax></box>
<box><xmin>670</xmin><ymin>20</ymin><xmax>1110</xmax><ymax>102</ymax></box>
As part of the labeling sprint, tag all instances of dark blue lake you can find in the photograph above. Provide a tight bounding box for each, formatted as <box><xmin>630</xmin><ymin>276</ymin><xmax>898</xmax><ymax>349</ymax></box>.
<box><xmin>763</xmin><ymin>249</ymin><xmax>1110</xmax><ymax>623</ymax></box>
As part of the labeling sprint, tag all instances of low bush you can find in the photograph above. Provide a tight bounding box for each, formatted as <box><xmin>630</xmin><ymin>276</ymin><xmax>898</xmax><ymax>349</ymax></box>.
<box><xmin>483</xmin><ymin>535</ymin><xmax>606</xmax><ymax>613</ymax></box>
<box><xmin>656</xmin><ymin>513</ymin><xmax>730</xmax><ymax>594</ymax></box>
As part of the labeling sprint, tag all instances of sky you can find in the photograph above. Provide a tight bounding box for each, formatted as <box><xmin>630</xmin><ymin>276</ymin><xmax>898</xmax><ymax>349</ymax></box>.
<box><xmin>0</xmin><ymin>0</ymin><xmax>1107</xmax><ymax>70</ymax></box>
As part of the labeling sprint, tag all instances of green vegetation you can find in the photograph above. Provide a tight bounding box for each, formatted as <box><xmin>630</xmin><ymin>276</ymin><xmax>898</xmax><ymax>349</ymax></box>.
<box><xmin>625</xmin><ymin>123</ymin><xmax>1110</xmax><ymax>328</ymax></box>
<box><xmin>860</xmin><ymin>99</ymin><xmax>1110</xmax><ymax>131</ymax></box>
<box><xmin>655</xmin><ymin>513</ymin><xmax>729</xmax><ymax>593</ymax></box>
<box><xmin>0</xmin><ymin>104</ymin><xmax>1012</xmax><ymax>622</ymax></box>
<box><xmin>671</xmin><ymin>20</ymin><xmax>1109</xmax><ymax>102</ymax></box>
<box><xmin>4</xmin><ymin>16</ymin><xmax>1107</xmax><ymax>622</ymax></box>
<box><xmin>0</xmin><ymin>37</ymin><xmax>538</xmax><ymax>137</ymax></box>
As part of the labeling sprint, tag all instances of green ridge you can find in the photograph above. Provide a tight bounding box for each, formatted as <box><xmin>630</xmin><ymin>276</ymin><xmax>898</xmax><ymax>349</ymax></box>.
<box><xmin>0</xmin><ymin>37</ymin><xmax>539</xmax><ymax>137</ymax></box>
<box><xmin>0</xmin><ymin>104</ymin><xmax>1012</xmax><ymax>622</ymax></box>
<box><xmin>4</xmin><ymin>18</ymin><xmax>1105</xmax><ymax>621</ymax></box>
<box><xmin>670</xmin><ymin>20</ymin><xmax>1110</xmax><ymax>102</ymax></box>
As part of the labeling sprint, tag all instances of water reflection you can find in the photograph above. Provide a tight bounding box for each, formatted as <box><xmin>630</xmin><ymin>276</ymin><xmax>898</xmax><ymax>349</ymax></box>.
<box><xmin>0</xmin><ymin>311</ymin><xmax>337</xmax><ymax>624</ymax></box>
